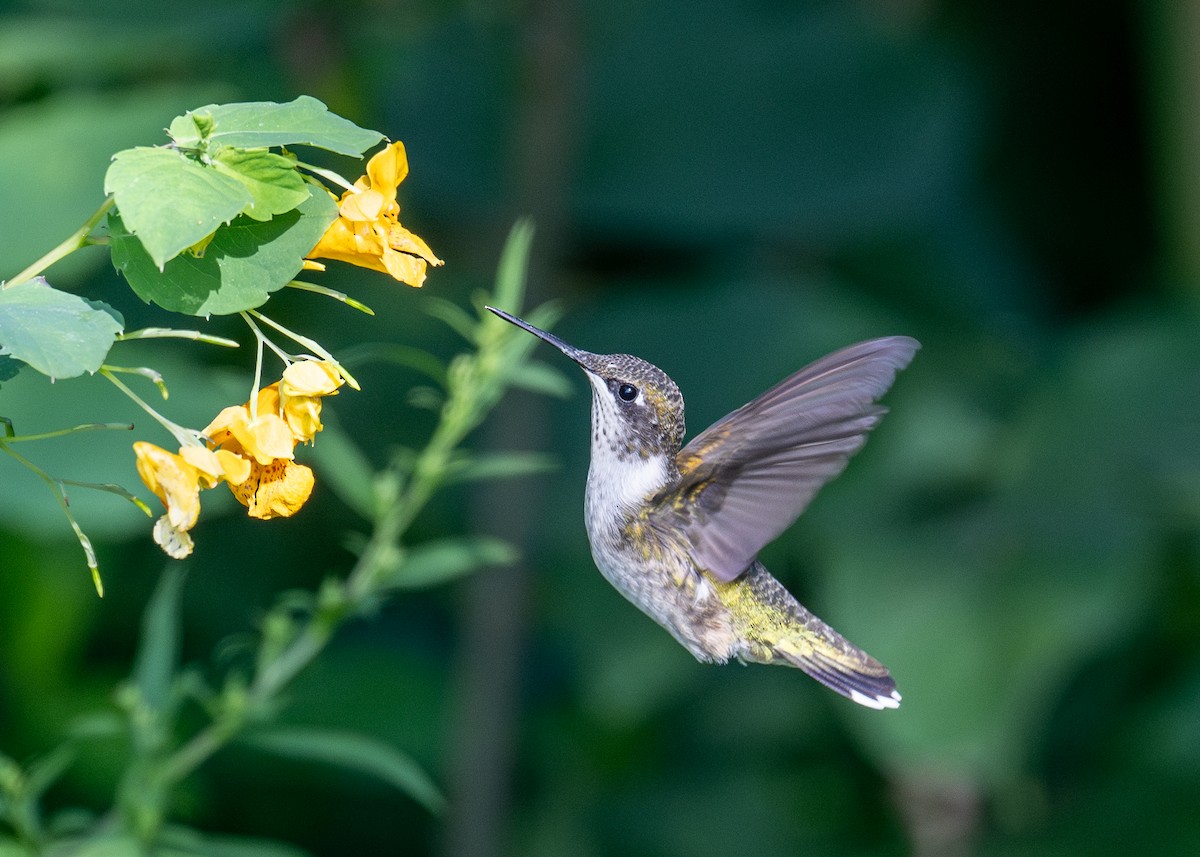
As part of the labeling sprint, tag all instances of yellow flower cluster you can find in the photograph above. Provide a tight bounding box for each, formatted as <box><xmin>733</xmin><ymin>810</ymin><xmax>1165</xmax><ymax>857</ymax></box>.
<box><xmin>134</xmin><ymin>360</ymin><xmax>345</xmax><ymax>558</ymax></box>
<box><xmin>305</xmin><ymin>141</ymin><xmax>443</xmax><ymax>287</ymax></box>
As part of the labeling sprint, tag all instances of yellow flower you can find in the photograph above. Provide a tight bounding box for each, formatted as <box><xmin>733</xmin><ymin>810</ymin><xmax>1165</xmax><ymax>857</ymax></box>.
<box><xmin>279</xmin><ymin>360</ymin><xmax>344</xmax><ymax>442</ymax></box>
<box><xmin>133</xmin><ymin>442</ymin><xmax>247</xmax><ymax>559</ymax></box>
<box><xmin>204</xmin><ymin>392</ymin><xmax>295</xmax><ymax>465</ymax></box>
<box><xmin>137</xmin><ymin>362</ymin><xmax>348</xmax><ymax>557</ymax></box>
<box><xmin>229</xmin><ymin>458</ymin><xmax>315</xmax><ymax>520</ymax></box>
<box><xmin>135</xmin><ymin>442</ymin><xmax>203</xmax><ymax>533</ymax></box>
<box><xmin>305</xmin><ymin>141</ymin><xmax>443</xmax><ymax>287</ymax></box>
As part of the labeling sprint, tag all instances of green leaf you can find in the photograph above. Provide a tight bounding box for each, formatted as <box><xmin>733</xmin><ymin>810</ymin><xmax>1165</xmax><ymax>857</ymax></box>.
<box><xmin>57</xmin><ymin>835</ymin><xmax>142</xmax><ymax>857</ymax></box>
<box><xmin>133</xmin><ymin>566</ymin><xmax>187</xmax><ymax>711</ymax></box>
<box><xmin>306</xmin><ymin>419</ymin><xmax>376</xmax><ymax>520</ymax></box>
<box><xmin>110</xmin><ymin>186</ymin><xmax>337</xmax><ymax>317</ymax></box>
<box><xmin>0</xmin><ymin>838</ymin><xmax>33</xmax><ymax>857</ymax></box>
<box><xmin>240</xmin><ymin>727</ymin><xmax>444</xmax><ymax>813</ymax></box>
<box><xmin>505</xmin><ymin>360</ymin><xmax>573</xmax><ymax>398</ymax></box>
<box><xmin>0</xmin><ymin>87</ymin><xmax>233</xmax><ymax>285</ymax></box>
<box><xmin>391</xmin><ymin>536</ymin><xmax>517</xmax><ymax>590</ymax></box>
<box><xmin>338</xmin><ymin>342</ymin><xmax>448</xmax><ymax>387</ymax></box>
<box><xmin>448</xmin><ymin>451</ymin><xmax>557</xmax><ymax>483</ymax></box>
<box><xmin>168</xmin><ymin>96</ymin><xmax>384</xmax><ymax>157</ymax></box>
<box><xmin>421</xmin><ymin>297</ymin><xmax>478</xmax><ymax>343</ymax></box>
<box><xmin>105</xmin><ymin>147</ymin><xmax>252</xmax><ymax>268</ymax></box>
<box><xmin>212</xmin><ymin>149</ymin><xmax>310</xmax><ymax>222</ymax></box>
<box><xmin>158</xmin><ymin>826</ymin><xmax>313</xmax><ymax>857</ymax></box>
<box><xmin>492</xmin><ymin>219</ymin><xmax>535</xmax><ymax>311</ymax></box>
<box><xmin>0</xmin><ymin>278</ymin><xmax>123</xmax><ymax>379</ymax></box>
<box><xmin>22</xmin><ymin>745</ymin><xmax>74</xmax><ymax>800</ymax></box>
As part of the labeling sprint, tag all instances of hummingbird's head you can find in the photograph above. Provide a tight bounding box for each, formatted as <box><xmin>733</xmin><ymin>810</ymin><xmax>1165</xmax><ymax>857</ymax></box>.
<box><xmin>486</xmin><ymin>307</ymin><xmax>685</xmax><ymax>458</ymax></box>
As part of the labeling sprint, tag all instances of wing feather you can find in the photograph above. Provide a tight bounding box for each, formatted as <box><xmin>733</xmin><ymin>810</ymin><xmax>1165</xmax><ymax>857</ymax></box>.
<box><xmin>659</xmin><ymin>336</ymin><xmax>918</xmax><ymax>582</ymax></box>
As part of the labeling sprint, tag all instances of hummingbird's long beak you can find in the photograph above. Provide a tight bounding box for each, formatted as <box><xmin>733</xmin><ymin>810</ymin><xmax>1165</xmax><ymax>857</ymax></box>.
<box><xmin>485</xmin><ymin>306</ymin><xmax>590</xmax><ymax>365</ymax></box>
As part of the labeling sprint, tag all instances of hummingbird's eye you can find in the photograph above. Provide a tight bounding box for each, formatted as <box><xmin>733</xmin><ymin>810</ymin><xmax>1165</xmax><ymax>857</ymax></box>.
<box><xmin>617</xmin><ymin>383</ymin><xmax>638</xmax><ymax>402</ymax></box>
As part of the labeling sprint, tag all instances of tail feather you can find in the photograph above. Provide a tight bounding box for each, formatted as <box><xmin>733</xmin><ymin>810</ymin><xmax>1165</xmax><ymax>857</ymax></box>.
<box><xmin>777</xmin><ymin>646</ymin><xmax>901</xmax><ymax>711</ymax></box>
<box><xmin>725</xmin><ymin>562</ymin><xmax>901</xmax><ymax>710</ymax></box>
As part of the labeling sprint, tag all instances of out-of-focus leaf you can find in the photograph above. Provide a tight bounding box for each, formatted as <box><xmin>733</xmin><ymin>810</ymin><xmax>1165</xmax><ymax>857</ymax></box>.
<box><xmin>167</xmin><ymin>97</ymin><xmax>383</xmax><ymax>157</ymax></box>
<box><xmin>105</xmin><ymin>147</ymin><xmax>252</xmax><ymax>268</ymax></box>
<box><xmin>504</xmin><ymin>360</ymin><xmax>573</xmax><ymax>398</ymax></box>
<box><xmin>240</xmin><ymin>727</ymin><xmax>444</xmax><ymax>813</ymax></box>
<box><xmin>390</xmin><ymin>536</ymin><xmax>517</xmax><ymax>590</ymax></box>
<box><xmin>133</xmin><ymin>566</ymin><xmax>187</xmax><ymax>711</ymax></box>
<box><xmin>818</xmin><ymin>309</ymin><xmax>1200</xmax><ymax>786</ymax></box>
<box><xmin>448</xmin><ymin>451</ymin><xmax>556</xmax><ymax>483</ymax></box>
<box><xmin>490</xmin><ymin>219</ymin><xmax>534</xmax><ymax>311</ymax></box>
<box><xmin>305</xmin><ymin>418</ymin><xmax>376</xmax><ymax>520</ymax></box>
<box><xmin>22</xmin><ymin>745</ymin><xmax>74</xmax><ymax>800</ymax></box>
<box><xmin>110</xmin><ymin>187</ymin><xmax>337</xmax><ymax>316</ymax></box>
<box><xmin>212</xmin><ymin>149</ymin><xmax>310</xmax><ymax>222</ymax></box>
<box><xmin>421</xmin><ymin>297</ymin><xmax>477</xmax><ymax>343</ymax></box>
<box><xmin>0</xmin><ymin>278</ymin><xmax>123</xmax><ymax>379</ymax></box>
<box><xmin>158</xmin><ymin>825</ymin><xmax>313</xmax><ymax>857</ymax></box>
<box><xmin>338</xmin><ymin>342</ymin><xmax>447</xmax><ymax>387</ymax></box>
<box><xmin>0</xmin><ymin>838</ymin><xmax>32</xmax><ymax>857</ymax></box>
<box><xmin>0</xmin><ymin>18</ymin><xmax>250</xmax><ymax>97</ymax></box>
<box><xmin>59</xmin><ymin>835</ymin><xmax>142</xmax><ymax>857</ymax></box>
<box><xmin>67</xmin><ymin>711</ymin><xmax>126</xmax><ymax>740</ymax></box>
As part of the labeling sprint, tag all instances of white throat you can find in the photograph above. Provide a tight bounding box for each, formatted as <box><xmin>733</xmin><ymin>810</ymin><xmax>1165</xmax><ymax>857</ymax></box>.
<box><xmin>581</xmin><ymin>372</ymin><xmax>670</xmax><ymax>520</ymax></box>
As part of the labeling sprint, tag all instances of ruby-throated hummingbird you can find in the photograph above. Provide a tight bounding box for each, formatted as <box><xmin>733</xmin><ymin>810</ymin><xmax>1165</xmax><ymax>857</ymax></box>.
<box><xmin>487</xmin><ymin>307</ymin><xmax>918</xmax><ymax>709</ymax></box>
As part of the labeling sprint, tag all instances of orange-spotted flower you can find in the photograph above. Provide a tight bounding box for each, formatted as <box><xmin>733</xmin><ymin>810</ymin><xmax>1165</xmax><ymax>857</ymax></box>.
<box><xmin>135</xmin><ymin>360</ymin><xmax>348</xmax><ymax>558</ymax></box>
<box><xmin>305</xmin><ymin>141</ymin><xmax>443</xmax><ymax>287</ymax></box>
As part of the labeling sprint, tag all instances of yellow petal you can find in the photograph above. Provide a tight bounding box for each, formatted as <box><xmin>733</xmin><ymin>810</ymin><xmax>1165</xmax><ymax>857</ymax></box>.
<box><xmin>365</xmin><ymin>141</ymin><xmax>409</xmax><ymax>201</ymax></box>
<box><xmin>229</xmin><ymin>459</ymin><xmax>315</xmax><ymax>519</ymax></box>
<box><xmin>340</xmin><ymin>187</ymin><xmax>387</xmax><ymax>222</ymax></box>
<box><xmin>282</xmin><ymin>395</ymin><xmax>323</xmax><ymax>443</ymax></box>
<box><xmin>179</xmin><ymin>445</ymin><xmax>228</xmax><ymax>488</ymax></box>
<box><xmin>282</xmin><ymin>360</ymin><xmax>343</xmax><ymax>397</ymax></box>
<box><xmin>302</xmin><ymin>140</ymin><xmax>439</xmax><ymax>284</ymax></box>
<box><xmin>387</xmin><ymin>223</ymin><xmax>443</xmax><ymax>266</ymax></box>
<box><xmin>306</xmin><ymin>218</ymin><xmax>389</xmax><ymax>271</ymax></box>
<box><xmin>216</xmin><ymin>449</ymin><xmax>252</xmax><ymax>485</ymax></box>
<box><xmin>204</xmin><ymin>404</ymin><xmax>250</xmax><ymax>446</ymax></box>
<box><xmin>257</xmin><ymin>383</ymin><xmax>283</xmax><ymax>417</ymax></box>
<box><xmin>133</xmin><ymin>441</ymin><xmax>202</xmax><ymax>531</ymax></box>
<box><xmin>379</xmin><ymin>247</ymin><xmax>430</xmax><ymax>288</ymax></box>
<box><xmin>230</xmin><ymin>412</ymin><xmax>295</xmax><ymax>465</ymax></box>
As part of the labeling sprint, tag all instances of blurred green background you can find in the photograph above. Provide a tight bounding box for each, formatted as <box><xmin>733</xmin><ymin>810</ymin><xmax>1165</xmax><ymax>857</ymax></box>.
<box><xmin>2</xmin><ymin>0</ymin><xmax>1199</xmax><ymax>855</ymax></box>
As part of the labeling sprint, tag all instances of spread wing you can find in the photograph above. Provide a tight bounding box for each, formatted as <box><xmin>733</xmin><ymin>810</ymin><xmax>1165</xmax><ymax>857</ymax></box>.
<box><xmin>656</xmin><ymin>336</ymin><xmax>919</xmax><ymax>582</ymax></box>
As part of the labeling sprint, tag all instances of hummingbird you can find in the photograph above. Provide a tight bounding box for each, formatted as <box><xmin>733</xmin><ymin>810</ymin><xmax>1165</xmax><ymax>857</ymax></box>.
<box><xmin>487</xmin><ymin>306</ymin><xmax>918</xmax><ymax>709</ymax></box>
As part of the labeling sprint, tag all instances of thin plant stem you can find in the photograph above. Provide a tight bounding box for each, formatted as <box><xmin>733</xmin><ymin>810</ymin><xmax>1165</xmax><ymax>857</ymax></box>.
<box><xmin>119</xmin><ymin>328</ymin><xmax>240</xmax><ymax>348</ymax></box>
<box><xmin>239</xmin><ymin>313</ymin><xmax>269</xmax><ymax>419</ymax></box>
<box><xmin>0</xmin><ymin>442</ymin><xmax>102</xmax><ymax>595</ymax></box>
<box><xmin>155</xmin><ymin>309</ymin><xmax>514</xmax><ymax>788</ymax></box>
<box><xmin>101</xmin><ymin>369</ymin><xmax>197</xmax><ymax>448</ymax></box>
<box><xmin>286</xmin><ymin>280</ymin><xmax>375</xmax><ymax>315</ymax></box>
<box><xmin>1</xmin><ymin>422</ymin><xmax>133</xmax><ymax>443</ymax></box>
<box><xmin>5</xmin><ymin>197</ymin><xmax>115</xmax><ymax>288</ymax></box>
<box><xmin>295</xmin><ymin>162</ymin><xmax>356</xmax><ymax>193</ymax></box>
<box><xmin>246</xmin><ymin>309</ymin><xmax>360</xmax><ymax>390</ymax></box>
